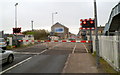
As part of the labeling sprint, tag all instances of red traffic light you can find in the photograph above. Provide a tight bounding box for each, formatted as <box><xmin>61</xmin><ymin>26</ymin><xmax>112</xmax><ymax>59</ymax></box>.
<box><xmin>83</xmin><ymin>21</ymin><xmax>87</xmax><ymax>24</ymax></box>
<box><xmin>90</xmin><ymin>21</ymin><xmax>94</xmax><ymax>24</ymax></box>
<box><xmin>80</xmin><ymin>19</ymin><xmax>83</xmax><ymax>21</ymax></box>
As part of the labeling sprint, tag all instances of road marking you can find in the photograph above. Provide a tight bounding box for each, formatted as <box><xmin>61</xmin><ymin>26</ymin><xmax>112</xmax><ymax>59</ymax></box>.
<box><xmin>14</xmin><ymin>52</ymin><xmax>40</xmax><ymax>55</ymax></box>
<box><xmin>1</xmin><ymin>43</ymin><xmax>63</xmax><ymax>74</ymax></box>
<box><xmin>62</xmin><ymin>43</ymin><xmax>76</xmax><ymax>73</ymax></box>
<box><xmin>38</xmin><ymin>49</ymin><xmax>47</xmax><ymax>54</ymax></box>
<box><xmin>0</xmin><ymin>57</ymin><xmax>32</xmax><ymax>74</ymax></box>
<box><xmin>1</xmin><ymin>48</ymin><xmax>49</xmax><ymax>74</ymax></box>
<box><xmin>72</xmin><ymin>43</ymin><xmax>76</xmax><ymax>54</ymax></box>
<box><xmin>62</xmin><ymin>54</ymin><xmax>71</xmax><ymax>73</ymax></box>
<box><xmin>83</xmin><ymin>44</ymin><xmax>89</xmax><ymax>53</ymax></box>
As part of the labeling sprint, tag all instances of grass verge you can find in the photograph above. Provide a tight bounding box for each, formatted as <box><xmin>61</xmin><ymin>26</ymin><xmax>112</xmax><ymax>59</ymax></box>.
<box><xmin>92</xmin><ymin>52</ymin><xmax>119</xmax><ymax>74</ymax></box>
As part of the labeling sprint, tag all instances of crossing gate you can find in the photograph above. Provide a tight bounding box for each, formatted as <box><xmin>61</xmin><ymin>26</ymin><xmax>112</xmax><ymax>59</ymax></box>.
<box><xmin>18</xmin><ymin>40</ymin><xmax>92</xmax><ymax>43</ymax></box>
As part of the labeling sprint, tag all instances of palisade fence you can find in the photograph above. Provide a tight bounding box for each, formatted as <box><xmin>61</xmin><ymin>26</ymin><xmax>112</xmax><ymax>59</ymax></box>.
<box><xmin>91</xmin><ymin>35</ymin><xmax>120</xmax><ymax>71</ymax></box>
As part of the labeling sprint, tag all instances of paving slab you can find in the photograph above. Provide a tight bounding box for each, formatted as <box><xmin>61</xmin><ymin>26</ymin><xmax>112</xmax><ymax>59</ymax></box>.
<box><xmin>63</xmin><ymin>53</ymin><xmax>103</xmax><ymax>73</ymax></box>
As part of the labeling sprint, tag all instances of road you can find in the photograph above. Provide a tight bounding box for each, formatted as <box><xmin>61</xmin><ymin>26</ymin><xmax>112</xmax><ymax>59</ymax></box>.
<box><xmin>1</xmin><ymin>42</ymin><xmax>87</xmax><ymax>74</ymax></box>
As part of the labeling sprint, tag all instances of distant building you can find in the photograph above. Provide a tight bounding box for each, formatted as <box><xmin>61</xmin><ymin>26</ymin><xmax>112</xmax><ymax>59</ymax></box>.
<box><xmin>77</xmin><ymin>26</ymin><xmax>105</xmax><ymax>37</ymax></box>
<box><xmin>85</xmin><ymin>26</ymin><xmax>105</xmax><ymax>35</ymax></box>
<box><xmin>51</xmin><ymin>22</ymin><xmax>69</xmax><ymax>39</ymax></box>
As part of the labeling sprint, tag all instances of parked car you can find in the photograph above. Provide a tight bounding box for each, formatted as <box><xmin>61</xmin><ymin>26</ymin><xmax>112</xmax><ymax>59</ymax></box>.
<box><xmin>0</xmin><ymin>38</ymin><xmax>7</xmax><ymax>50</ymax></box>
<box><xmin>0</xmin><ymin>48</ymin><xmax>14</xmax><ymax>64</ymax></box>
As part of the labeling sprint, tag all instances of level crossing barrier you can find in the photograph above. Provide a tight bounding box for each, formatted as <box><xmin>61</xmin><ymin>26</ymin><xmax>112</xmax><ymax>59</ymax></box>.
<box><xmin>18</xmin><ymin>40</ymin><xmax>92</xmax><ymax>43</ymax></box>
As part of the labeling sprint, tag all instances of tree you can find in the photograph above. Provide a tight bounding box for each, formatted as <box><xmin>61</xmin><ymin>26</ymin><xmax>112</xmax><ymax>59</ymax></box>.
<box><xmin>22</xmin><ymin>29</ymin><xmax>50</xmax><ymax>40</ymax></box>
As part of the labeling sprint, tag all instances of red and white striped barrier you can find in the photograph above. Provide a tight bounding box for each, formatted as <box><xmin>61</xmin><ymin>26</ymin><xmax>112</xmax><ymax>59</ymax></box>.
<box><xmin>80</xmin><ymin>27</ymin><xmax>95</xmax><ymax>30</ymax></box>
<box><xmin>18</xmin><ymin>40</ymin><xmax>92</xmax><ymax>43</ymax></box>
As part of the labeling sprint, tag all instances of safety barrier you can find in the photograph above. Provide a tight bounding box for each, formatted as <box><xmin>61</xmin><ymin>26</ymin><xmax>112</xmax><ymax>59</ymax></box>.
<box><xmin>18</xmin><ymin>40</ymin><xmax>92</xmax><ymax>43</ymax></box>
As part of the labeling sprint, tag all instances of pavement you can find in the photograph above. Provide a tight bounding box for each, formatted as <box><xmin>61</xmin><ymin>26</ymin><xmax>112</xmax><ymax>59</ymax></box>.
<box><xmin>62</xmin><ymin>44</ymin><xmax>104</xmax><ymax>73</ymax></box>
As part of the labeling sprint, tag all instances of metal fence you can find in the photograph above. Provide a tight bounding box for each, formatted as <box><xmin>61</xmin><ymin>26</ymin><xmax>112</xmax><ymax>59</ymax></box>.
<box><xmin>92</xmin><ymin>35</ymin><xmax>120</xmax><ymax>71</ymax></box>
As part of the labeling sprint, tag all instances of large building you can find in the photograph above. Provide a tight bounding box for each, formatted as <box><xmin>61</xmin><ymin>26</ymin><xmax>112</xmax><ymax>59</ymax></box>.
<box><xmin>51</xmin><ymin>22</ymin><xmax>69</xmax><ymax>39</ymax></box>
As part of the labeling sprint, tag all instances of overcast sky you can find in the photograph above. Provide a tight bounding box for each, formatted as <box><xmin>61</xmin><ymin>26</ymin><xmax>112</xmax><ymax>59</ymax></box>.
<box><xmin>0</xmin><ymin>0</ymin><xmax>120</xmax><ymax>34</ymax></box>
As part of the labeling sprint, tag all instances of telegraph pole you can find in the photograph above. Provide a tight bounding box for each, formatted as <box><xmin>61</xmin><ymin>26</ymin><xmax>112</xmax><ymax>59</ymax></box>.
<box><xmin>94</xmin><ymin>0</ymin><xmax>100</xmax><ymax>68</ymax></box>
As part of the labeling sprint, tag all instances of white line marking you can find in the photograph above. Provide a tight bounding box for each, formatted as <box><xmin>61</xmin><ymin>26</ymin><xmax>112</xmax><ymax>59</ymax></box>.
<box><xmin>62</xmin><ymin>54</ymin><xmax>71</xmax><ymax>73</ymax></box>
<box><xmin>83</xmin><ymin>44</ymin><xmax>89</xmax><ymax>53</ymax></box>
<box><xmin>62</xmin><ymin>43</ymin><xmax>76</xmax><ymax>73</ymax></box>
<box><xmin>72</xmin><ymin>43</ymin><xmax>76</xmax><ymax>54</ymax></box>
<box><xmin>1</xmin><ymin>43</ymin><xmax>63</xmax><ymax>74</ymax></box>
<box><xmin>0</xmin><ymin>48</ymin><xmax>49</xmax><ymax>74</ymax></box>
<box><xmin>0</xmin><ymin>57</ymin><xmax>32</xmax><ymax>74</ymax></box>
<box><xmin>38</xmin><ymin>49</ymin><xmax>47</xmax><ymax>54</ymax></box>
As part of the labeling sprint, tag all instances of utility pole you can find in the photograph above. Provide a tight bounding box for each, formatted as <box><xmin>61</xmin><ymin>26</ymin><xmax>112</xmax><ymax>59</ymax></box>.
<box><xmin>31</xmin><ymin>20</ymin><xmax>34</xmax><ymax>31</ymax></box>
<box><xmin>94</xmin><ymin>0</ymin><xmax>100</xmax><ymax>68</ymax></box>
<box><xmin>15</xmin><ymin>3</ymin><xmax>18</xmax><ymax>47</ymax></box>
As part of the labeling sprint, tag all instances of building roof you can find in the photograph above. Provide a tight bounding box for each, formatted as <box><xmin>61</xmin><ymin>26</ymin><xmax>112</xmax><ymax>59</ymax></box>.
<box><xmin>51</xmin><ymin>22</ymin><xmax>68</xmax><ymax>29</ymax></box>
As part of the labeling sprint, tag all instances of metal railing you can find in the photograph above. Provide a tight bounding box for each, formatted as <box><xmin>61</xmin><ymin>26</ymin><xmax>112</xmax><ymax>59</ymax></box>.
<box><xmin>92</xmin><ymin>35</ymin><xmax>120</xmax><ymax>71</ymax></box>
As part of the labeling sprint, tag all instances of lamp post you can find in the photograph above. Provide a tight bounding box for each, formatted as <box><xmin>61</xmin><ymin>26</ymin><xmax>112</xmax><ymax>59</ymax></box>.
<box><xmin>94</xmin><ymin>0</ymin><xmax>100</xmax><ymax>68</ymax></box>
<box><xmin>15</xmin><ymin>3</ymin><xmax>18</xmax><ymax>28</ymax></box>
<box><xmin>31</xmin><ymin>20</ymin><xmax>34</xmax><ymax>31</ymax></box>
<box><xmin>14</xmin><ymin>3</ymin><xmax>18</xmax><ymax>47</ymax></box>
<box><xmin>52</xmin><ymin>12</ymin><xmax>57</xmax><ymax>25</ymax></box>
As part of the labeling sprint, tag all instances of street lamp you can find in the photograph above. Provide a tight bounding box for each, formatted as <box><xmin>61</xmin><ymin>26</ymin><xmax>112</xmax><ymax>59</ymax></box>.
<box><xmin>14</xmin><ymin>3</ymin><xmax>18</xmax><ymax>47</ymax></box>
<box><xmin>52</xmin><ymin>12</ymin><xmax>57</xmax><ymax>25</ymax></box>
<box><xmin>31</xmin><ymin>20</ymin><xmax>34</xmax><ymax>31</ymax></box>
<box><xmin>15</xmin><ymin>3</ymin><xmax>18</xmax><ymax>28</ymax></box>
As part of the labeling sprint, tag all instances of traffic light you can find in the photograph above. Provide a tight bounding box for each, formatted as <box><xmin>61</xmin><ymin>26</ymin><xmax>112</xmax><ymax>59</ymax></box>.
<box><xmin>80</xmin><ymin>18</ymin><xmax>95</xmax><ymax>28</ymax></box>
<box><xmin>89</xmin><ymin>19</ymin><xmax>95</xmax><ymax>28</ymax></box>
<box><xmin>13</xmin><ymin>28</ymin><xmax>21</xmax><ymax>34</ymax></box>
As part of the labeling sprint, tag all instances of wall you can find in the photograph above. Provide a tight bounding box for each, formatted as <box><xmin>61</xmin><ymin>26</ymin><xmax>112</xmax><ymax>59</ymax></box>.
<box><xmin>22</xmin><ymin>35</ymin><xmax>34</xmax><ymax>45</ymax></box>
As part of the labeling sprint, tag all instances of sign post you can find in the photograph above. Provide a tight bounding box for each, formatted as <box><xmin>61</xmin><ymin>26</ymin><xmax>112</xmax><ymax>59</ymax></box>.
<box><xmin>80</xmin><ymin>18</ymin><xmax>95</xmax><ymax>53</ymax></box>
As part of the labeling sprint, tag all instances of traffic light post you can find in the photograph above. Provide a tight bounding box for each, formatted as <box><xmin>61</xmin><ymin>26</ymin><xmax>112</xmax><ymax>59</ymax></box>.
<box><xmin>89</xmin><ymin>28</ymin><xmax>93</xmax><ymax>53</ymax></box>
<box><xmin>13</xmin><ymin>28</ymin><xmax>21</xmax><ymax>47</ymax></box>
<box><xmin>80</xmin><ymin>18</ymin><xmax>95</xmax><ymax>53</ymax></box>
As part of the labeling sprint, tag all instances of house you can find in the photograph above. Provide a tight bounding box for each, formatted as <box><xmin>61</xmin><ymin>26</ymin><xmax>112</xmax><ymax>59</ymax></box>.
<box><xmin>51</xmin><ymin>22</ymin><xmax>69</xmax><ymax>39</ymax></box>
